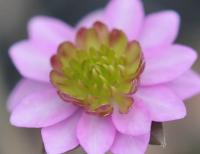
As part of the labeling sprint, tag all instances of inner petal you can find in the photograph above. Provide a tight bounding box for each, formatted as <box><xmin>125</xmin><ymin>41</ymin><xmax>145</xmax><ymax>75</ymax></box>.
<box><xmin>50</xmin><ymin>21</ymin><xmax>144</xmax><ymax>116</ymax></box>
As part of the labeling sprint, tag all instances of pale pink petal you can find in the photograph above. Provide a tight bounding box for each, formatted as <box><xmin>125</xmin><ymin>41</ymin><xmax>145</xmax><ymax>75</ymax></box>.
<box><xmin>104</xmin><ymin>0</ymin><xmax>144</xmax><ymax>39</ymax></box>
<box><xmin>166</xmin><ymin>70</ymin><xmax>200</xmax><ymax>100</ymax></box>
<box><xmin>112</xmin><ymin>103</ymin><xmax>151</xmax><ymax>136</ymax></box>
<box><xmin>141</xmin><ymin>44</ymin><xmax>197</xmax><ymax>85</ymax></box>
<box><xmin>10</xmin><ymin>89</ymin><xmax>78</xmax><ymax>128</ymax></box>
<box><xmin>77</xmin><ymin>9</ymin><xmax>105</xmax><ymax>28</ymax></box>
<box><xmin>9</xmin><ymin>41</ymin><xmax>52</xmax><ymax>82</ymax></box>
<box><xmin>7</xmin><ymin>79</ymin><xmax>51</xmax><ymax>112</ymax></box>
<box><xmin>139</xmin><ymin>11</ymin><xmax>180</xmax><ymax>50</ymax></box>
<box><xmin>42</xmin><ymin>112</ymin><xmax>81</xmax><ymax>154</ymax></box>
<box><xmin>28</xmin><ymin>16</ymin><xmax>74</xmax><ymax>48</ymax></box>
<box><xmin>111</xmin><ymin>133</ymin><xmax>150</xmax><ymax>154</ymax></box>
<box><xmin>135</xmin><ymin>86</ymin><xmax>186</xmax><ymax>122</ymax></box>
<box><xmin>77</xmin><ymin>113</ymin><xmax>116</xmax><ymax>154</ymax></box>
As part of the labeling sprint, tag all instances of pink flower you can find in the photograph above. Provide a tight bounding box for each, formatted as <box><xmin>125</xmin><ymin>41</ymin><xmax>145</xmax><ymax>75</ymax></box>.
<box><xmin>8</xmin><ymin>0</ymin><xmax>200</xmax><ymax>154</ymax></box>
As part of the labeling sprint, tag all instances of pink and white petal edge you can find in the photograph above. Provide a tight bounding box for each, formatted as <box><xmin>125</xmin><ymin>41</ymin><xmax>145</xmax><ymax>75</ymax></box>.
<box><xmin>135</xmin><ymin>86</ymin><xmax>186</xmax><ymax>122</ymax></box>
<box><xmin>77</xmin><ymin>113</ymin><xmax>116</xmax><ymax>154</ymax></box>
<box><xmin>139</xmin><ymin>10</ymin><xmax>180</xmax><ymax>50</ymax></box>
<box><xmin>104</xmin><ymin>0</ymin><xmax>144</xmax><ymax>39</ymax></box>
<box><xmin>111</xmin><ymin>133</ymin><xmax>150</xmax><ymax>154</ymax></box>
<box><xmin>9</xmin><ymin>41</ymin><xmax>52</xmax><ymax>82</ymax></box>
<box><xmin>28</xmin><ymin>16</ymin><xmax>74</xmax><ymax>46</ymax></box>
<box><xmin>7</xmin><ymin>78</ymin><xmax>51</xmax><ymax>112</ymax></box>
<box><xmin>112</xmin><ymin>103</ymin><xmax>151</xmax><ymax>136</ymax></box>
<box><xmin>42</xmin><ymin>111</ymin><xmax>81</xmax><ymax>154</ymax></box>
<box><xmin>166</xmin><ymin>70</ymin><xmax>200</xmax><ymax>100</ymax></box>
<box><xmin>10</xmin><ymin>89</ymin><xmax>78</xmax><ymax>128</ymax></box>
<box><xmin>141</xmin><ymin>44</ymin><xmax>197</xmax><ymax>85</ymax></box>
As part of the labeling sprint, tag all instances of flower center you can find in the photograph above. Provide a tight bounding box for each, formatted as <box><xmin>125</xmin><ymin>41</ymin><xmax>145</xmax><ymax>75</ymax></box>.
<box><xmin>50</xmin><ymin>21</ymin><xmax>144</xmax><ymax>116</ymax></box>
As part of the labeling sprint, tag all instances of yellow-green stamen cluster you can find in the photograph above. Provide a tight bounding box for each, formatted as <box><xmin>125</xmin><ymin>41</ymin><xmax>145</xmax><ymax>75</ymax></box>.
<box><xmin>50</xmin><ymin>21</ymin><xmax>144</xmax><ymax>116</ymax></box>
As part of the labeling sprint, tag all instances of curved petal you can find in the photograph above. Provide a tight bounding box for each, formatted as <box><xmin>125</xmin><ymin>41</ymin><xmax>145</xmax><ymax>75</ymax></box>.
<box><xmin>111</xmin><ymin>133</ymin><xmax>150</xmax><ymax>154</ymax></box>
<box><xmin>166</xmin><ymin>70</ymin><xmax>200</xmax><ymax>100</ymax></box>
<box><xmin>135</xmin><ymin>86</ymin><xmax>186</xmax><ymax>122</ymax></box>
<box><xmin>141</xmin><ymin>44</ymin><xmax>197</xmax><ymax>85</ymax></box>
<box><xmin>139</xmin><ymin>10</ymin><xmax>180</xmax><ymax>50</ymax></box>
<box><xmin>10</xmin><ymin>88</ymin><xmax>78</xmax><ymax>128</ymax></box>
<box><xmin>112</xmin><ymin>103</ymin><xmax>151</xmax><ymax>136</ymax></box>
<box><xmin>77</xmin><ymin>113</ymin><xmax>116</xmax><ymax>154</ymax></box>
<box><xmin>28</xmin><ymin>16</ymin><xmax>74</xmax><ymax>48</ymax></box>
<box><xmin>77</xmin><ymin>9</ymin><xmax>105</xmax><ymax>28</ymax></box>
<box><xmin>7</xmin><ymin>79</ymin><xmax>51</xmax><ymax>112</ymax></box>
<box><xmin>42</xmin><ymin>112</ymin><xmax>81</xmax><ymax>154</ymax></box>
<box><xmin>9</xmin><ymin>41</ymin><xmax>52</xmax><ymax>82</ymax></box>
<box><xmin>104</xmin><ymin>0</ymin><xmax>144</xmax><ymax>40</ymax></box>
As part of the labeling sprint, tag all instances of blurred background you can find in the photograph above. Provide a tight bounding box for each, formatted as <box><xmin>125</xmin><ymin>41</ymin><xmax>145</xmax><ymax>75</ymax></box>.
<box><xmin>0</xmin><ymin>0</ymin><xmax>200</xmax><ymax>153</ymax></box>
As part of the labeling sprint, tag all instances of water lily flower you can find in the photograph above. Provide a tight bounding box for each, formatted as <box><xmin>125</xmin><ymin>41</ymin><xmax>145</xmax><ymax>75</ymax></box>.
<box><xmin>8</xmin><ymin>0</ymin><xmax>200</xmax><ymax>154</ymax></box>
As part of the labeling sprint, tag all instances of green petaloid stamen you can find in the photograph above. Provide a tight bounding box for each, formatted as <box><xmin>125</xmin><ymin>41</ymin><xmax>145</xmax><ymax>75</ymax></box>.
<box><xmin>50</xmin><ymin>21</ymin><xmax>144</xmax><ymax>116</ymax></box>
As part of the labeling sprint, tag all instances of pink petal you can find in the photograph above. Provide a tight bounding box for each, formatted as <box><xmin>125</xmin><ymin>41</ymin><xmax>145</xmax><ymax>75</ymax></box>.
<box><xmin>77</xmin><ymin>9</ymin><xmax>105</xmax><ymax>28</ymax></box>
<box><xmin>111</xmin><ymin>133</ymin><xmax>150</xmax><ymax>154</ymax></box>
<box><xmin>166</xmin><ymin>70</ymin><xmax>200</xmax><ymax>100</ymax></box>
<box><xmin>10</xmin><ymin>89</ymin><xmax>78</xmax><ymax>128</ymax></box>
<box><xmin>112</xmin><ymin>103</ymin><xmax>151</xmax><ymax>136</ymax></box>
<box><xmin>28</xmin><ymin>16</ymin><xmax>74</xmax><ymax>48</ymax></box>
<box><xmin>135</xmin><ymin>86</ymin><xmax>186</xmax><ymax>122</ymax></box>
<box><xmin>9</xmin><ymin>41</ymin><xmax>52</xmax><ymax>82</ymax></box>
<box><xmin>7</xmin><ymin>78</ymin><xmax>51</xmax><ymax>112</ymax></box>
<box><xmin>104</xmin><ymin>0</ymin><xmax>144</xmax><ymax>40</ymax></box>
<box><xmin>42</xmin><ymin>112</ymin><xmax>81</xmax><ymax>154</ymax></box>
<box><xmin>141</xmin><ymin>44</ymin><xmax>197</xmax><ymax>85</ymax></box>
<box><xmin>77</xmin><ymin>113</ymin><xmax>116</xmax><ymax>154</ymax></box>
<box><xmin>139</xmin><ymin>11</ymin><xmax>180</xmax><ymax>50</ymax></box>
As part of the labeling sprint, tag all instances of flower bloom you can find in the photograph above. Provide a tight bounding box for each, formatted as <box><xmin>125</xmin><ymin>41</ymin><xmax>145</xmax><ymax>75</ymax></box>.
<box><xmin>8</xmin><ymin>0</ymin><xmax>200</xmax><ymax>154</ymax></box>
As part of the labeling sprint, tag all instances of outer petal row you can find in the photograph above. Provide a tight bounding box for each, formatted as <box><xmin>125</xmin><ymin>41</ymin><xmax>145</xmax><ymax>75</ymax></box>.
<box><xmin>10</xmin><ymin>1</ymin><xmax>185</xmax><ymax>85</ymax></box>
<box><xmin>78</xmin><ymin>2</ymin><xmax>180</xmax><ymax>51</ymax></box>
<box><xmin>8</xmin><ymin>80</ymin><xmax>151</xmax><ymax>154</ymax></box>
<box><xmin>8</xmin><ymin>79</ymin><xmax>150</xmax><ymax>154</ymax></box>
<box><xmin>9</xmin><ymin>78</ymin><xmax>193</xmax><ymax>154</ymax></box>
<box><xmin>42</xmin><ymin>111</ymin><xmax>150</xmax><ymax>154</ymax></box>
